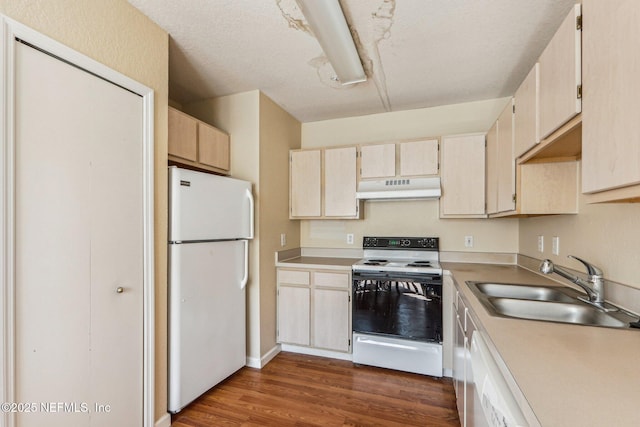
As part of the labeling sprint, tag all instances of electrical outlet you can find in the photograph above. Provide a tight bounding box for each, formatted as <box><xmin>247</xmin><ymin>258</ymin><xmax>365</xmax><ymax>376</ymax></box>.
<box><xmin>280</xmin><ymin>233</ymin><xmax>286</xmax><ymax>247</ymax></box>
<box><xmin>464</xmin><ymin>236</ymin><xmax>473</xmax><ymax>248</ymax></box>
<box><xmin>552</xmin><ymin>236</ymin><xmax>560</xmax><ymax>255</ymax></box>
<box><xmin>537</xmin><ymin>235</ymin><xmax>544</xmax><ymax>253</ymax></box>
<box><xmin>347</xmin><ymin>233</ymin><xmax>354</xmax><ymax>245</ymax></box>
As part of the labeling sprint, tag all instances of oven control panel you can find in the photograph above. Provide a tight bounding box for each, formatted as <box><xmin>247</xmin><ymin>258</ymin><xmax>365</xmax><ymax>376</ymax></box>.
<box><xmin>363</xmin><ymin>236</ymin><xmax>439</xmax><ymax>250</ymax></box>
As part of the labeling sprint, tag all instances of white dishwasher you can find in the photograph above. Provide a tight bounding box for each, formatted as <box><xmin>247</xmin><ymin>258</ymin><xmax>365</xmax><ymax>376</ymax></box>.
<box><xmin>470</xmin><ymin>331</ymin><xmax>528</xmax><ymax>427</ymax></box>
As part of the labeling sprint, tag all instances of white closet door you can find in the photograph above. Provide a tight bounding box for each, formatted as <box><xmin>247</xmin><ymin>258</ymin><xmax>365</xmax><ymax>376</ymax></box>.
<box><xmin>14</xmin><ymin>40</ymin><xmax>143</xmax><ymax>427</ymax></box>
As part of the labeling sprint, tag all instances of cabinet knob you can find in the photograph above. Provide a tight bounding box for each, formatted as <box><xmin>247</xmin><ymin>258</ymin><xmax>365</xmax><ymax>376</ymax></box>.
<box><xmin>116</xmin><ymin>287</ymin><xmax>124</xmax><ymax>294</ymax></box>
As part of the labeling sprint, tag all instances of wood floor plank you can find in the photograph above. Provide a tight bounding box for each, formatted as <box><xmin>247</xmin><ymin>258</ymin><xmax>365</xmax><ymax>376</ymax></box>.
<box><xmin>171</xmin><ymin>352</ymin><xmax>461</xmax><ymax>427</ymax></box>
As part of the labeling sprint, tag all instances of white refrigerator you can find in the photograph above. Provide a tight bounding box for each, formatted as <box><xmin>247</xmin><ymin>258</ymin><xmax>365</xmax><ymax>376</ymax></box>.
<box><xmin>168</xmin><ymin>166</ymin><xmax>254</xmax><ymax>413</ymax></box>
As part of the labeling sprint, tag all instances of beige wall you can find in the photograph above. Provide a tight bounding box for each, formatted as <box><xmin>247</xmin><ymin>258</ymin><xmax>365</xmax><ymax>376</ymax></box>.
<box><xmin>185</xmin><ymin>91</ymin><xmax>301</xmax><ymax>363</ymax></box>
<box><xmin>0</xmin><ymin>0</ymin><xmax>169</xmax><ymax>422</ymax></box>
<box><xmin>300</xmin><ymin>98</ymin><xmax>519</xmax><ymax>253</ymax></box>
<box><xmin>520</xmin><ymin>165</ymin><xmax>640</xmax><ymax>289</ymax></box>
<box><xmin>258</xmin><ymin>92</ymin><xmax>301</xmax><ymax>356</ymax></box>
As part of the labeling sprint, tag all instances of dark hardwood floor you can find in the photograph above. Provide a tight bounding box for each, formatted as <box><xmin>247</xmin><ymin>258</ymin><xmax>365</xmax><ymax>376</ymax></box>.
<box><xmin>171</xmin><ymin>352</ymin><xmax>461</xmax><ymax>427</ymax></box>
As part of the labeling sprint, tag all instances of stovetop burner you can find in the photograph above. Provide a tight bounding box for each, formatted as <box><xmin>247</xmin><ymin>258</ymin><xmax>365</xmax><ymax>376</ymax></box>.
<box><xmin>407</xmin><ymin>261</ymin><xmax>435</xmax><ymax>267</ymax></box>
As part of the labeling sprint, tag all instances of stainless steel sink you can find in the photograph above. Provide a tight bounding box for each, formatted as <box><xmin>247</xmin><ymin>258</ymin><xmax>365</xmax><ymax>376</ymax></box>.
<box><xmin>471</xmin><ymin>282</ymin><xmax>579</xmax><ymax>303</ymax></box>
<box><xmin>489</xmin><ymin>298</ymin><xmax>629</xmax><ymax>328</ymax></box>
<box><xmin>466</xmin><ymin>281</ymin><xmax>639</xmax><ymax>329</ymax></box>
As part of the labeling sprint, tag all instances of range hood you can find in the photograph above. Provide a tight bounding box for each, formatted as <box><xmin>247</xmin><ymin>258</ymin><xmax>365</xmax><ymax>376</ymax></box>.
<box><xmin>355</xmin><ymin>176</ymin><xmax>441</xmax><ymax>200</ymax></box>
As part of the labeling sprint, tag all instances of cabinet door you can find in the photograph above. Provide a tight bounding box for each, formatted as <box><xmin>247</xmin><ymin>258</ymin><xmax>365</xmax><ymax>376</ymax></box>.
<box><xmin>290</xmin><ymin>150</ymin><xmax>321</xmax><ymax>218</ymax></box>
<box><xmin>514</xmin><ymin>63</ymin><xmax>540</xmax><ymax>158</ymax></box>
<box><xmin>497</xmin><ymin>100</ymin><xmax>516</xmax><ymax>212</ymax></box>
<box><xmin>453</xmin><ymin>309</ymin><xmax>466</xmax><ymax>424</ymax></box>
<box><xmin>539</xmin><ymin>4</ymin><xmax>582</xmax><ymax>139</ymax></box>
<box><xmin>277</xmin><ymin>286</ymin><xmax>310</xmax><ymax>346</ymax></box>
<box><xmin>400</xmin><ymin>139</ymin><xmax>439</xmax><ymax>176</ymax></box>
<box><xmin>324</xmin><ymin>146</ymin><xmax>358</xmax><ymax>217</ymax></box>
<box><xmin>198</xmin><ymin>122</ymin><xmax>230</xmax><ymax>171</ymax></box>
<box><xmin>582</xmin><ymin>0</ymin><xmax>640</xmax><ymax>194</ymax></box>
<box><xmin>440</xmin><ymin>135</ymin><xmax>485</xmax><ymax>217</ymax></box>
<box><xmin>15</xmin><ymin>41</ymin><xmax>144</xmax><ymax>426</ymax></box>
<box><xmin>168</xmin><ymin>107</ymin><xmax>197</xmax><ymax>161</ymax></box>
<box><xmin>465</xmin><ymin>314</ymin><xmax>480</xmax><ymax>427</ymax></box>
<box><xmin>360</xmin><ymin>143</ymin><xmax>396</xmax><ymax>178</ymax></box>
<box><xmin>313</xmin><ymin>289</ymin><xmax>350</xmax><ymax>352</ymax></box>
<box><xmin>486</xmin><ymin>121</ymin><xmax>499</xmax><ymax>215</ymax></box>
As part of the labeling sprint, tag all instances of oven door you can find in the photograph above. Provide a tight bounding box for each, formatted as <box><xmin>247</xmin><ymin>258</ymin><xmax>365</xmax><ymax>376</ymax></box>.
<box><xmin>352</xmin><ymin>270</ymin><xmax>443</xmax><ymax>343</ymax></box>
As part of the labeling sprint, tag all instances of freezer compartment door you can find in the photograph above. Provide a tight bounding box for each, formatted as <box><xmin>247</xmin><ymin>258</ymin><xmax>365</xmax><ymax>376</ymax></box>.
<box><xmin>168</xmin><ymin>240</ymin><xmax>247</xmax><ymax>413</ymax></box>
<box><xmin>169</xmin><ymin>166</ymin><xmax>254</xmax><ymax>241</ymax></box>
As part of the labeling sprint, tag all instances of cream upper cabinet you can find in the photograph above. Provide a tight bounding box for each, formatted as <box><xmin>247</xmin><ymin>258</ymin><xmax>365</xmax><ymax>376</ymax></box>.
<box><xmin>360</xmin><ymin>143</ymin><xmax>396</xmax><ymax>178</ymax></box>
<box><xmin>400</xmin><ymin>139</ymin><xmax>439</xmax><ymax>176</ymax></box>
<box><xmin>289</xmin><ymin>147</ymin><xmax>361</xmax><ymax>219</ymax></box>
<box><xmin>198</xmin><ymin>121</ymin><xmax>230</xmax><ymax>171</ymax></box>
<box><xmin>486</xmin><ymin>121</ymin><xmax>499</xmax><ymax>215</ymax></box>
<box><xmin>496</xmin><ymin>99</ymin><xmax>516</xmax><ymax>213</ymax></box>
<box><xmin>538</xmin><ymin>4</ymin><xmax>582</xmax><ymax>140</ymax></box>
<box><xmin>290</xmin><ymin>149</ymin><xmax>322</xmax><ymax>218</ymax></box>
<box><xmin>168</xmin><ymin>106</ymin><xmax>231</xmax><ymax>174</ymax></box>
<box><xmin>168</xmin><ymin>107</ymin><xmax>197</xmax><ymax>162</ymax></box>
<box><xmin>514</xmin><ymin>63</ymin><xmax>540</xmax><ymax>158</ymax></box>
<box><xmin>440</xmin><ymin>134</ymin><xmax>486</xmax><ymax>218</ymax></box>
<box><xmin>489</xmin><ymin>99</ymin><xmax>578</xmax><ymax>217</ymax></box>
<box><xmin>582</xmin><ymin>0</ymin><xmax>640</xmax><ymax>201</ymax></box>
<box><xmin>324</xmin><ymin>146</ymin><xmax>358</xmax><ymax>217</ymax></box>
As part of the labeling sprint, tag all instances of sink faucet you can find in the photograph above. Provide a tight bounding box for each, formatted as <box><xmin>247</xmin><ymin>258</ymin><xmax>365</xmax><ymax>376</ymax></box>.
<box><xmin>540</xmin><ymin>255</ymin><xmax>607</xmax><ymax>309</ymax></box>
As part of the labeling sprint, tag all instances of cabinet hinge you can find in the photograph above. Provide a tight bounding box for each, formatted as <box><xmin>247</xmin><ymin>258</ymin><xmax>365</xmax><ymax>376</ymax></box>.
<box><xmin>512</xmin><ymin>193</ymin><xmax>517</xmax><ymax>204</ymax></box>
<box><xmin>512</xmin><ymin>104</ymin><xmax>515</xmax><ymax>114</ymax></box>
<box><xmin>576</xmin><ymin>15</ymin><xmax>582</xmax><ymax>31</ymax></box>
<box><xmin>348</xmin><ymin>339</ymin><xmax>351</xmax><ymax>346</ymax></box>
<box><xmin>577</xmin><ymin>84</ymin><xmax>582</xmax><ymax>99</ymax></box>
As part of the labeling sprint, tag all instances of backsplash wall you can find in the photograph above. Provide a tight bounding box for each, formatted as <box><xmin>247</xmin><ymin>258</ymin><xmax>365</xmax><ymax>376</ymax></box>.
<box><xmin>520</xmin><ymin>168</ymin><xmax>640</xmax><ymax>289</ymax></box>
<box><xmin>301</xmin><ymin>199</ymin><xmax>519</xmax><ymax>253</ymax></box>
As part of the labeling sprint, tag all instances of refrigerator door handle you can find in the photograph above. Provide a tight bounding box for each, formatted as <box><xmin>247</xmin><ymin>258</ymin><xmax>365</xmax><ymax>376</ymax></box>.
<box><xmin>246</xmin><ymin>188</ymin><xmax>255</xmax><ymax>239</ymax></box>
<box><xmin>240</xmin><ymin>239</ymin><xmax>249</xmax><ymax>290</ymax></box>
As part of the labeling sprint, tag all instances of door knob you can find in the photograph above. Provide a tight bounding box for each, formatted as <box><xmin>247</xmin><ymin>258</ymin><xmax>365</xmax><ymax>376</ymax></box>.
<box><xmin>116</xmin><ymin>287</ymin><xmax>124</xmax><ymax>294</ymax></box>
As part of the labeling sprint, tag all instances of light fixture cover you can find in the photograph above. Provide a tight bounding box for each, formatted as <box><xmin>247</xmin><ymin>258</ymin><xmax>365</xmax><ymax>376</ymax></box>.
<box><xmin>296</xmin><ymin>0</ymin><xmax>367</xmax><ymax>85</ymax></box>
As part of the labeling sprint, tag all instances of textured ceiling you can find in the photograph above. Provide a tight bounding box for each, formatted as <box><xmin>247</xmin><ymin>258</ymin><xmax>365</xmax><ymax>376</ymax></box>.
<box><xmin>128</xmin><ymin>0</ymin><xmax>576</xmax><ymax>122</ymax></box>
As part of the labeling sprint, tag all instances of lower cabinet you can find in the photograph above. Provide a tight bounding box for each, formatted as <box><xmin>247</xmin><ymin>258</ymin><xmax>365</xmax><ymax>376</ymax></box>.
<box><xmin>277</xmin><ymin>268</ymin><xmax>351</xmax><ymax>353</ymax></box>
<box><xmin>453</xmin><ymin>286</ymin><xmax>480</xmax><ymax>427</ymax></box>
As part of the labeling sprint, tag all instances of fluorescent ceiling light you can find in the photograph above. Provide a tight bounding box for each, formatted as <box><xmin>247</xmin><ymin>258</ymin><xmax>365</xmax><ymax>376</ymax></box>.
<box><xmin>296</xmin><ymin>0</ymin><xmax>367</xmax><ymax>85</ymax></box>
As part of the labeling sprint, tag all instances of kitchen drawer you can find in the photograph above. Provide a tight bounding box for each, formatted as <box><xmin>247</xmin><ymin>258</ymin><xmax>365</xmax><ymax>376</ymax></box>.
<box><xmin>277</xmin><ymin>269</ymin><xmax>310</xmax><ymax>286</ymax></box>
<box><xmin>313</xmin><ymin>271</ymin><xmax>350</xmax><ymax>288</ymax></box>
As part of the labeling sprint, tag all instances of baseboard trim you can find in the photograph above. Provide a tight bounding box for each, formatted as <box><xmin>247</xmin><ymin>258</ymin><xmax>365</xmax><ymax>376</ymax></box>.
<box><xmin>154</xmin><ymin>413</ymin><xmax>171</xmax><ymax>427</ymax></box>
<box><xmin>246</xmin><ymin>344</ymin><xmax>282</xmax><ymax>369</ymax></box>
<box><xmin>280</xmin><ymin>344</ymin><xmax>352</xmax><ymax>361</ymax></box>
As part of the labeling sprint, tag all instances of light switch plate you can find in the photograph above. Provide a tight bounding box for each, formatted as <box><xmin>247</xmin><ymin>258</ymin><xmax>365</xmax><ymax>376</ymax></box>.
<box><xmin>347</xmin><ymin>234</ymin><xmax>354</xmax><ymax>245</ymax></box>
<box><xmin>552</xmin><ymin>236</ymin><xmax>560</xmax><ymax>255</ymax></box>
<box><xmin>537</xmin><ymin>235</ymin><xmax>544</xmax><ymax>253</ymax></box>
<box><xmin>280</xmin><ymin>233</ymin><xmax>286</xmax><ymax>247</ymax></box>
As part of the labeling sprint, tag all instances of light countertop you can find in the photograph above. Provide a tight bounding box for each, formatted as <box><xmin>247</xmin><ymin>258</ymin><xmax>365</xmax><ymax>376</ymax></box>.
<box><xmin>276</xmin><ymin>256</ymin><xmax>359</xmax><ymax>270</ymax></box>
<box><xmin>444</xmin><ymin>262</ymin><xmax>640</xmax><ymax>427</ymax></box>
